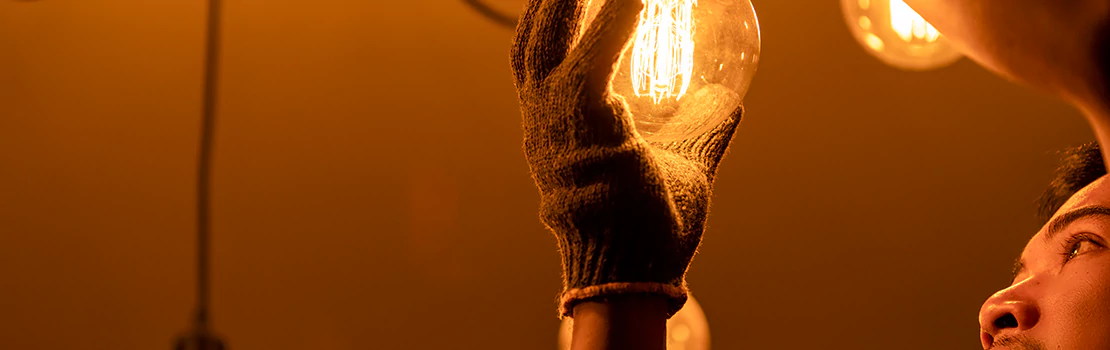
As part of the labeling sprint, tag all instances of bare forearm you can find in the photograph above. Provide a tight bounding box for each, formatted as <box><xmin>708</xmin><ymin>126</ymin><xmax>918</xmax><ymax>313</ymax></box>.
<box><xmin>569</xmin><ymin>295</ymin><xmax>669</xmax><ymax>350</ymax></box>
<box><xmin>902</xmin><ymin>0</ymin><xmax>1110</xmax><ymax>169</ymax></box>
<box><xmin>1075</xmin><ymin>106</ymin><xmax>1110</xmax><ymax>171</ymax></box>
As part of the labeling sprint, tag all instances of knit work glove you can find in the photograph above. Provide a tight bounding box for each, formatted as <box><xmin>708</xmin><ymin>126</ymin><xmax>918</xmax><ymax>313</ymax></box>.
<box><xmin>511</xmin><ymin>0</ymin><xmax>744</xmax><ymax>318</ymax></box>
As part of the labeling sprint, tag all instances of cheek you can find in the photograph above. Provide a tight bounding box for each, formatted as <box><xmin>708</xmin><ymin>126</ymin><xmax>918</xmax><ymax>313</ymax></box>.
<box><xmin>1041</xmin><ymin>255</ymin><xmax>1110</xmax><ymax>346</ymax></box>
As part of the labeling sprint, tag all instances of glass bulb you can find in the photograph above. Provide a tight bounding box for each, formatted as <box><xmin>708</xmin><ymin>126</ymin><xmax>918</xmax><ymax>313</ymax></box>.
<box><xmin>841</xmin><ymin>0</ymin><xmax>962</xmax><ymax>70</ymax></box>
<box><xmin>557</xmin><ymin>294</ymin><xmax>711</xmax><ymax>350</ymax></box>
<box><xmin>576</xmin><ymin>0</ymin><xmax>761</xmax><ymax>143</ymax></box>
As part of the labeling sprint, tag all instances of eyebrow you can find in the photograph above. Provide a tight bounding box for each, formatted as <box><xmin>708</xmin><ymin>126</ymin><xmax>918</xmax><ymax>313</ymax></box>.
<box><xmin>1044</xmin><ymin>206</ymin><xmax>1110</xmax><ymax>241</ymax></box>
<box><xmin>1011</xmin><ymin>205</ymin><xmax>1110</xmax><ymax>282</ymax></box>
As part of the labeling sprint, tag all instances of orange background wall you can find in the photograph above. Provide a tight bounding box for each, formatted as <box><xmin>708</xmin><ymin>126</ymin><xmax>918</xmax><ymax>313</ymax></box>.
<box><xmin>0</xmin><ymin>1</ymin><xmax>1093</xmax><ymax>349</ymax></box>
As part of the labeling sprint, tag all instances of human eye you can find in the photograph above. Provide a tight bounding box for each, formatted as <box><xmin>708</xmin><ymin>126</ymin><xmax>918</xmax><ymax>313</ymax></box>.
<box><xmin>1061</xmin><ymin>233</ymin><xmax>1106</xmax><ymax>263</ymax></box>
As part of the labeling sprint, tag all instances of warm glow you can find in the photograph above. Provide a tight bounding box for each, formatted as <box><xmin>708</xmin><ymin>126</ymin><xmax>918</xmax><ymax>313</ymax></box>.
<box><xmin>858</xmin><ymin>16</ymin><xmax>872</xmax><ymax>31</ymax></box>
<box><xmin>864</xmin><ymin>33</ymin><xmax>885</xmax><ymax>51</ymax></box>
<box><xmin>889</xmin><ymin>0</ymin><xmax>940</xmax><ymax>43</ymax></box>
<box><xmin>631</xmin><ymin>0</ymin><xmax>698</xmax><ymax>104</ymax></box>
<box><xmin>576</xmin><ymin>0</ymin><xmax>759</xmax><ymax>141</ymax></box>
<box><xmin>842</xmin><ymin>0</ymin><xmax>961</xmax><ymax>70</ymax></box>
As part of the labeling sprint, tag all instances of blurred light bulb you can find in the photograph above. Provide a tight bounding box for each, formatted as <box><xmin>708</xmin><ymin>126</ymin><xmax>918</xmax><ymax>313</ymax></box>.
<box><xmin>840</xmin><ymin>0</ymin><xmax>962</xmax><ymax>70</ymax></box>
<box><xmin>577</xmin><ymin>0</ymin><xmax>761</xmax><ymax>143</ymax></box>
<box><xmin>557</xmin><ymin>294</ymin><xmax>710</xmax><ymax>350</ymax></box>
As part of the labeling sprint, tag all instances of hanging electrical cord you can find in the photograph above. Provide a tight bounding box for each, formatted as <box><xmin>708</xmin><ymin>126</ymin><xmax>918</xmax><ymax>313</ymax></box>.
<box><xmin>462</xmin><ymin>0</ymin><xmax>519</xmax><ymax>29</ymax></box>
<box><xmin>174</xmin><ymin>0</ymin><xmax>227</xmax><ymax>347</ymax></box>
<box><xmin>194</xmin><ymin>0</ymin><xmax>220</xmax><ymax>332</ymax></box>
<box><xmin>13</xmin><ymin>0</ymin><xmax>226</xmax><ymax>347</ymax></box>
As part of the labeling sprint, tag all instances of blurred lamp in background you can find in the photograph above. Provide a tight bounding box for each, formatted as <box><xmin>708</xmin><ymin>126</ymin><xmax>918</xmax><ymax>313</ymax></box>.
<box><xmin>557</xmin><ymin>294</ymin><xmax>710</xmax><ymax>350</ymax></box>
<box><xmin>577</xmin><ymin>0</ymin><xmax>761</xmax><ymax>143</ymax></box>
<box><xmin>841</xmin><ymin>0</ymin><xmax>962</xmax><ymax>70</ymax></box>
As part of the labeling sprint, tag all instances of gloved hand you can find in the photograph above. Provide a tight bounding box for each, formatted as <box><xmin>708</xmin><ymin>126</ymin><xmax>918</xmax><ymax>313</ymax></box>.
<box><xmin>510</xmin><ymin>0</ymin><xmax>745</xmax><ymax>318</ymax></box>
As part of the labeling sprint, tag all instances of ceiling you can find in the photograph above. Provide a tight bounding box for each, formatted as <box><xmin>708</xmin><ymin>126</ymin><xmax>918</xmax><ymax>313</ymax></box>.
<box><xmin>0</xmin><ymin>0</ymin><xmax>1093</xmax><ymax>349</ymax></box>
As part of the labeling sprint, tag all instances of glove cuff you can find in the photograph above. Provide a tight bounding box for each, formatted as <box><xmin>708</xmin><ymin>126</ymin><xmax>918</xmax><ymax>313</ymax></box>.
<box><xmin>558</xmin><ymin>282</ymin><xmax>689</xmax><ymax>319</ymax></box>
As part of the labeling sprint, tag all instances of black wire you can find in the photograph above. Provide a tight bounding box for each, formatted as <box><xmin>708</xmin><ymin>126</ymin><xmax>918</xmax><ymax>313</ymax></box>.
<box><xmin>196</xmin><ymin>0</ymin><xmax>223</xmax><ymax>330</ymax></box>
<box><xmin>461</xmin><ymin>0</ymin><xmax>518</xmax><ymax>29</ymax></box>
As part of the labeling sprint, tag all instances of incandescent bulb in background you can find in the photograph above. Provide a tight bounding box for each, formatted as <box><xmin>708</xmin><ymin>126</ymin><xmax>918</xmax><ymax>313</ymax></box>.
<box><xmin>557</xmin><ymin>294</ymin><xmax>710</xmax><ymax>350</ymax></box>
<box><xmin>841</xmin><ymin>0</ymin><xmax>962</xmax><ymax>70</ymax></box>
<box><xmin>576</xmin><ymin>0</ymin><xmax>761</xmax><ymax>143</ymax></box>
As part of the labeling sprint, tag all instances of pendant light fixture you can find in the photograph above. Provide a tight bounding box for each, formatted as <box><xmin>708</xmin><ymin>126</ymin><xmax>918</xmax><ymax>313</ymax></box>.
<box><xmin>840</xmin><ymin>0</ymin><xmax>962</xmax><ymax>70</ymax></box>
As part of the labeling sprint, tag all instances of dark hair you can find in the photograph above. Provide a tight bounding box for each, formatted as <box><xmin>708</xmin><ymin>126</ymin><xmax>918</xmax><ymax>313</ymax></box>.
<box><xmin>1037</xmin><ymin>142</ymin><xmax>1107</xmax><ymax>221</ymax></box>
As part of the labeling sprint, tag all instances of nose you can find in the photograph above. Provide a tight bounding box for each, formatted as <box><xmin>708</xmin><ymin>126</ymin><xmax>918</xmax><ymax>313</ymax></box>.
<box><xmin>978</xmin><ymin>285</ymin><xmax>1040</xmax><ymax>349</ymax></box>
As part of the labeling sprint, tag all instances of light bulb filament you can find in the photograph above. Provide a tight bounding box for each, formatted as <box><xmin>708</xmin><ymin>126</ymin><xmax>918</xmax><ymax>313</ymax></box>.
<box><xmin>631</xmin><ymin>0</ymin><xmax>697</xmax><ymax>104</ymax></box>
<box><xmin>889</xmin><ymin>0</ymin><xmax>940</xmax><ymax>43</ymax></box>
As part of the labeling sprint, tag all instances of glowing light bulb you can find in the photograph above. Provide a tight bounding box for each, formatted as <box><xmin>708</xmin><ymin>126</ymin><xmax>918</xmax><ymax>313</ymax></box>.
<box><xmin>577</xmin><ymin>0</ymin><xmax>761</xmax><ymax>143</ymax></box>
<box><xmin>841</xmin><ymin>0</ymin><xmax>962</xmax><ymax>70</ymax></box>
<box><xmin>557</xmin><ymin>294</ymin><xmax>711</xmax><ymax>350</ymax></box>
<box><xmin>631</xmin><ymin>0</ymin><xmax>697</xmax><ymax>104</ymax></box>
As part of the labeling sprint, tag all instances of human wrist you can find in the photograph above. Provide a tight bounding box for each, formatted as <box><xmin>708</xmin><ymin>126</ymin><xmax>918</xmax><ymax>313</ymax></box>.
<box><xmin>560</xmin><ymin>282</ymin><xmax>688</xmax><ymax>319</ymax></box>
<box><xmin>572</xmin><ymin>294</ymin><xmax>670</xmax><ymax>319</ymax></box>
<box><xmin>570</xmin><ymin>295</ymin><xmax>669</xmax><ymax>350</ymax></box>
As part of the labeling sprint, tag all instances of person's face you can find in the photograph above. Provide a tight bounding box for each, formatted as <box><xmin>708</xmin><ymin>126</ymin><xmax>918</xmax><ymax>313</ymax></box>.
<box><xmin>979</xmin><ymin>175</ymin><xmax>1110</xmax><ymax>349</ymax></box>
